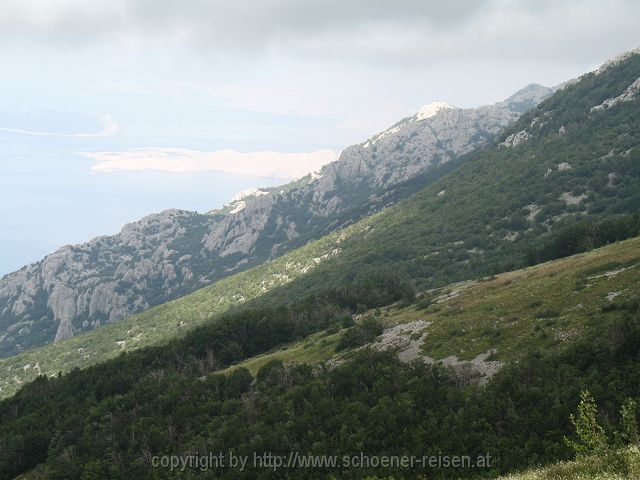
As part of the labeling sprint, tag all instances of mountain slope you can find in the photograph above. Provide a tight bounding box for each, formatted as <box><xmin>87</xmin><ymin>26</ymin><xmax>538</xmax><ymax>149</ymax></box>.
<box><xmin>0</xmin><ymin>85</ymin><xmax>551</xmax><ymax>357</ymax></box>
<box><xmin>0</xmin><ymin>226</ymin><xmax>351</xmax><ymax>398</ymax></box>
<box><xmin>0</xmin><ymin>49</ymin><xmax>638</xmax><ymax>398</ymax></box>
<box><xmin>257</xmin><ymin>47</ymin><xmax>640</xmax><ymax>300</ymax></box>
<box><xmin>221</xmin><ymin>235</ymin><xmax>640</xmax><ymax>377</ymax></box>
<box><xmin>2</xmin><ymin>237</ymin><xmax>640</xmax><ymax>479</ymax></box>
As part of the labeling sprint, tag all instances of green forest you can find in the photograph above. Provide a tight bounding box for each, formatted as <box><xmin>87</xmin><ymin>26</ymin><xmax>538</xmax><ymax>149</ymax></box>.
<box><xmin>1</xmin><ymin>294</ymin><xmax>638</xmax><ymax>479</ymax></box>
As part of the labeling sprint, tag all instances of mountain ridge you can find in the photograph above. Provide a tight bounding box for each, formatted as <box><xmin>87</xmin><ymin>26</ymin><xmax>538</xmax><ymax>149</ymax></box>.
<box><xmin>0</xmin><ymin>83</ymin><xmax>552</xmax><ymax>357</ymax></box>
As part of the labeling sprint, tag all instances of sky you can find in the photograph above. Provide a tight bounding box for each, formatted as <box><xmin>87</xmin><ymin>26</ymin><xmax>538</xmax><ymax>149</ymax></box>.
<box><xmin>0</xmin><ymin>0</ymin><xmax>639</xmax><ymax>275</ymax></box>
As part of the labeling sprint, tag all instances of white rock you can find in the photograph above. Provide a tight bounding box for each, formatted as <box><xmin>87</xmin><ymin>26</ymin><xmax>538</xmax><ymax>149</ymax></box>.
<box><xmin>591</xmin><ymin>77</ymin><xmax>640</xmax><ymax>113</ymax></box>
<box><xmin>594</xmin><ymin>48</ymin><xmax>640</xmax><ymax>75</ymax></box>
<box><xmin>229</xmin><ymin>201</ymin><xmax>246</xmax><ymax>214</ymax></box>
<box><xmin>500</xmin><ymin>129</ymin><xmax>531</xmax><ymax>148</ymax></box>
<box><xmin>560</xmin><ymin>192</ymin><xmax>587</xmax><ymax>206</ymax></box>
<box><xmin>229</xmin><ymin>188</ymin><xmax>268</xmax><ymax>203</ymax></box>
<box><xmin>415</xmin><ymin>101</ymin><xmax>457</xmax><ymax>121</ymax></box>
<box><xmin>557</xmin><ymin>162</ymin><xmax>572</xmax><ymax>171</ymax></box>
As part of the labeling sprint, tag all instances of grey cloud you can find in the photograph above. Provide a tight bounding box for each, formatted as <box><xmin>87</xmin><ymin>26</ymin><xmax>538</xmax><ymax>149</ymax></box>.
<box><xmin>0</xmin><ymin>0</ymin><xmax>494</xmax><ymax>48</ymax></box>
<box><xmin>0</xmin><ymin>0</ymin><xmax>638</xmax><ymax>71</ymax></box>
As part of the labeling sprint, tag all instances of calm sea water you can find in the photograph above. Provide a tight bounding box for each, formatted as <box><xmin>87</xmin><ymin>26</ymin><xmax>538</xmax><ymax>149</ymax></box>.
<box><xmin>0</xmin><ymin>133</ymin><xmax>284</xmax><ymax>275</ymax></box>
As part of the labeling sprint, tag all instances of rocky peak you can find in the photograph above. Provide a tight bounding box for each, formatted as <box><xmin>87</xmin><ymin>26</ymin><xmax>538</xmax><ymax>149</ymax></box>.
<box><xmin>415</xmin><ymin>101</ymin><xmax>457</xmax><ymax>121</ymax></box>
<box><xmin>499</xmin><ymin>83</ymin><xmax>555</xmax><ymax>113</ymax></box>
<box><xmin>595</xmin><ymin>47</ymin><xmax>640</xmax><ymax>75</ymax></box>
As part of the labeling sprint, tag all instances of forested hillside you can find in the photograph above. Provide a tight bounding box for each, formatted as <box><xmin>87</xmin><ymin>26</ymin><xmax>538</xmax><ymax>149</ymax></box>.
<box><xmin>1</xmin><ymin>238</ymin><xmax>639</xmax><ymax>478</ymax></box>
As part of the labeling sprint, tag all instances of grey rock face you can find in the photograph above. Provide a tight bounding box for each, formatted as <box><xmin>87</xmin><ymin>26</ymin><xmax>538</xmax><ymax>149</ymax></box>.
<box><xmin>0</xmin><ymin>84</ymin><xmax>553</xmax><ymax>357</ymax></box>
<box><xmin>591</xmin><ymin>76</ymin><xmax>640</xmax><ymax>113</ymax></box>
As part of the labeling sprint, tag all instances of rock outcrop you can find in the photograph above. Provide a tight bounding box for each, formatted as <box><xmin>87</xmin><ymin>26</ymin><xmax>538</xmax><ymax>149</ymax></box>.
<box><xmin>591</xmin><ymin>76</ymin><xmax>640</xmax><ymax>113</ymax></box>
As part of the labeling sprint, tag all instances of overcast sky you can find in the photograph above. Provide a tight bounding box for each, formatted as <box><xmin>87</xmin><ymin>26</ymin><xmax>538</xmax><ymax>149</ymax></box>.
<box><xmin>0</xmin><ymin>0</ymin><xmax>639</xmax><ymax>273</ymax></box>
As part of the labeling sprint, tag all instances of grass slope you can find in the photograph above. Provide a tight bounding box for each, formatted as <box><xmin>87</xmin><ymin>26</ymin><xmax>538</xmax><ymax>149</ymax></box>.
<box><xmin>498</xmin><ymin>447</ymin><xmax>640</xmax><ymax>480</ymax></box>
<box><xmin>224</xmin><ymin>236</ymin><xmax>640</xmax><ymax>376</ymax></box>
